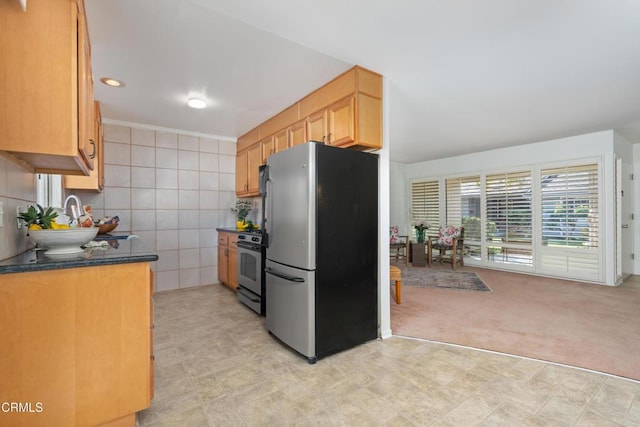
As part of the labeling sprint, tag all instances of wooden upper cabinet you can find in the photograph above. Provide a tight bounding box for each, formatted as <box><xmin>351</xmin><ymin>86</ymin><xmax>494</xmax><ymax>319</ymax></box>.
<box><xmin>236</xmin><ymin>143</ymin><xmax>262</xmax><ymax>197</ymax></box>
<box><xmin>236</xmin><ymin>150</ymin><xmax>249</xmax><ymax>196</ymax></box>
<box><xmin>0</xmin><ymin>0</ymin><xmax>95</xmax><ymax>175</ymax></box>
<box><xmin>64</xmin><ymin>102</ymin><xmax>104</xmax><ymax>191</ymax></box>
<box><xmin>307</xmin><ymin>110</ymin><xmax>327</xmax><ymax>144</ymax></box>
<box><xmin>235</xmin><ymin>66</ymin><xmax>382</xmax><ymax>196</ymax></box>
<box><xmin>327</xmin><ymin>96</ymin><xmax>355</xmax><ymax>147</ymax></box>
<box><xmin>289</xmin><ymin>119</ymin><xmax>307</xmax><ymax>147</ymax></box>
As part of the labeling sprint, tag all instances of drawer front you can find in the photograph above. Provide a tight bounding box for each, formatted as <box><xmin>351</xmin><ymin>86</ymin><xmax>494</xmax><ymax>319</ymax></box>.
<box><xmin>218</xmin><ymin>233</ymin><xmax>229</xmax><ymax>246</ymax></box>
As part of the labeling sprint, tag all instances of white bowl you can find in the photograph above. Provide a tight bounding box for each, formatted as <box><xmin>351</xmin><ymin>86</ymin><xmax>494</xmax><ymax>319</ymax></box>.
<box><xmin>29</xmin><ymin>227</ymin><xmax>99</xmax><ymax>256</ymax></box>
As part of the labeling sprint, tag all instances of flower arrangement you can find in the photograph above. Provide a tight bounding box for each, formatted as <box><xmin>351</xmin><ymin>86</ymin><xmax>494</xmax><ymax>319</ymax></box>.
<box><xmin>412</xmin><ymin>219</ymin><xmax>430</xmax><ymax>243</ymax></box>
<box><xmin>231</xmin><ymin>200</ymin><xmax>252</xmax><ymax>228</ymax></box>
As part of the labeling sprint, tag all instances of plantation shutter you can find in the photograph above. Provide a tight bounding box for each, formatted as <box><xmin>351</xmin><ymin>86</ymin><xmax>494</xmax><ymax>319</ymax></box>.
<box><xmin>411</xmin><ymin>180</ymin><xmax>439</xmax><ymax>236</ymax></box>
<box><xmin>539</xmin><ymin>163</ymin><xmax>600</xmax><ymax>280</ymax></box>
<box><xmin>485</xmin><ymin>171</ymin><xmax>532</xmax><ymax>242</ymax></box>
<box><xmin>446</xmin><ymin>176</ymin><xmax>480</xmax><ymax>239</ymax></box>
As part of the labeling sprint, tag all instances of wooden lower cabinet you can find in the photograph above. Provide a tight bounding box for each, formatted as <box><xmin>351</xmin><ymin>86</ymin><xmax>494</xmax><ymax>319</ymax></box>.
<box><xmin>218</xmin><ymin>231</ymin><xmax>238</xmax><ymax>291</ymax></box>
<box><xmin>0</xmin><ymin>263</ymin><xmax>153</xmax><ymax>427</ymax></box>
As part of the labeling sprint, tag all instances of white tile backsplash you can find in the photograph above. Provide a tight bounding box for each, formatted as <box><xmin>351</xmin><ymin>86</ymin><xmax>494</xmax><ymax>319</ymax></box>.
<box><xmin>156</xmin><ymin>148</ymin><xmax>178</xmax><ymax>169</ymax></box>
<box><xmin>104</xmin><ymin>124</ymin><xmax>131</xmax><ymax>144</ymax></box>
<box><xmin>199</xmin><ymin>172</ymin><xmax>219</xmax><ymax>191</ymax></box>
<box><xmin>157</xmin><ymin>270</ymin><xmax>179</xmax><ymax>292</ymax></box>
<box><xmin>131</xmin><ymin>167</ymin><xmax>156</xmax><ymax>188</ymax></box>
<box><xmin>104</xmin><ymin>187</ymin><xmax>131</xmax><ymax>209</ymax></box>
<box><xmin>131</xmin><ymin>145</ymin><xmax>156</xmax><ymax>168</ymax></box>
<box><xmin>156</xmin><ymin>132</ymin><xmax>178</xmax><ymax>149</ymax></box>
<box><xmin>179</xmin><ymin>150</ymin><xmax>199</xmax><ymax>171</ymax></box>
<box><xmin>156</xmin><ymin>189</ymin><xmax>178</xmax><ymax>209</ymax></box>
<box><xmin>131</xmin><ymin>188</ymin><xmax>156</xmax><ymax>209</ymax></box>
<box><xmin>131</xmin><ymin>128</ymin><xmax>156</xmax><ymax>146</ymax></box>
<box><xmin>178</xmin><ymin>190</ymin><xmax>199</xmax><ymax>209</ymax></box>
<box><xmin>179</xmin><ymin>268</ymin><xmax>201</xmax><ymax>288</ymax></box>
<box><xmin>178</xmin><ymin>135</ymin><xmax>199</xmax><ymax>151</ymax></box>
<box><xmin>218</xmin><ymin>173</ymin><xmax>236</xmax><ymax>192</ymax></box>
<box><xmin>219</xmin><ymin>140</ymin><xmax>237</xmax><ymax>156</ymax></box>
<box><xmin>105</xmin><ymin>142</ymin><xmax>131</xmax><ymax>166</ymax></box>
<box><xmin>179</xmin><ymin>210</ymin><xmax>199</xmax><ymax>229</ymax></box>
<box><xmin>104</xmin><ymin>164</ymin><xmax>131</xmax><ymax>187</ymax></box>
<box><xmin>157</xmin><ymin>229</ymin><xmax>179</xmax><ymax>250</ymax></box>
<box><xmin>132</xmin><ymin>209</ymin><xmax>156</xmax><ymax>230</ymax></box>
<box><xmin>156</xmin><ymin>168</ymin><xmax>178</xmax><ymax>190</ymax></box>
<box><xmin>156</xmin><ymin>209</ymin><xmax>179</xmax><ymax>230</ymax></box>
<box><xmin>199</xmin><ymin>153</ymin><xmax>219</xmax><ymax>172</ymax></box>
<box><xmin>219</xmin><ymin>154</ymin><xmax>236</xmax><ymax>174</ymax></box>
<box><xmin>199</xmin><ymin>191</ymin><xmax>218</xmax><ymax>210</ymax></box>
<box><xmin>179</xmin><ymin>229</ymin><xmax>200</xmax><ymax>249</ymax></box>
<box><xmin>96</xmin><ymin>124</ymin><xmax>236</xmax><ymax>290</ymax></box>
<box><xmin>199</xmin><ymin>138</ymin><xmax>219</xmax><ymax>153</ymax></box>
<box><xmin>178</xmin><ymin>170</ymin><xmax>199</xmax><ymax>190</ymax></box>
<box><xmin>179</xmin><ymin>248</ymin><xmax>200</xmax><ymax>269</ymax></box>
<box><xmin>157</xmin><ymin>249</ymin><xmax>179</xmax><ymax>272</ymax></box>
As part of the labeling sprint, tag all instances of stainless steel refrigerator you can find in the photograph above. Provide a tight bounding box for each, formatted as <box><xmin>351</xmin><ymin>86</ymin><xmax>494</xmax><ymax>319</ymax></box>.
<box><xmin>264</xmin><ymin>142</ymin><xmax>378</xmax><ymax>363</ymax></box>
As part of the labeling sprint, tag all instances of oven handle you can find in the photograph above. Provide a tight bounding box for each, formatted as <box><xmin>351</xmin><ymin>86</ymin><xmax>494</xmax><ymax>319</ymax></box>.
<box><xmin>238</xmin><ymin>287</ymin><xmax>260</xmax><ymax>303</ymax></box>
<box><xmin>236</xmin><ymin>241</ymin><xmax>261</xmax><ymax>251</ymax></box>
<box><xmin>265</xmin><ymin>267</ymin><xmax>305</xmax><ymax>283</ymax></box>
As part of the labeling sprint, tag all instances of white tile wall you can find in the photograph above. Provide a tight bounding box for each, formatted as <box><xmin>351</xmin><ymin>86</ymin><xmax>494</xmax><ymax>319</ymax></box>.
<box><xmin>76</xmin><ymin>124</ymin><xmax>237</xmax><ymax>292</ymax></box>
<box><xmin>0</xmin><ymin>157</ymin><xmax>36</xmax><ymax>261</ymax></box>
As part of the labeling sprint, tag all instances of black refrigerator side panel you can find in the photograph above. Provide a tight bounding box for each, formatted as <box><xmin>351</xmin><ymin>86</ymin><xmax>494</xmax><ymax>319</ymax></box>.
<box><xmin>315</xmin><ymin>145</ymin><xmax>378</xmax><ymax>359</ymax></box>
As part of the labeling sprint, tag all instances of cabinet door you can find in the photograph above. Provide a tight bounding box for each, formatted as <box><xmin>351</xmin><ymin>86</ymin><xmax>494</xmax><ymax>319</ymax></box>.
<box><xmin>274</xmin><ymin>128</ymin><xmax>289</xmax><ymax>153</ymax></box>
<box><xmin>307</xmin><ymin>110</ymin><xmax>327</xmax><ymax>144</ymax></box>
<box><xmin>64</xmin><ymin>101</ymin><xmax>103</xmax><ymax>191</ymax></box>
<box><xmin>76</xmin><ymin>0</ymin><xmax>95</xmax><ymax>170</ymax></box>
<box><xmin>327</xmin><ymin>96</ymin><xmax>355</xmax><ymax>147</ymax></box>
<box><xmin>228</xmin><ymin>235</ymin><xmax>239</xmax><ymax>290</ymax></box>
<box><xmin>247</xmin><ymin>143</ymin><xmax>262</xmax><ymax>195</ymax></box>
<box><xmin>217</xmin><ymin>234</ymin><xmax>229</xmax><ymax>285</ymax></box>
<box><xmin>261</xmin><ymin>136</ymin><xmax>274</xmax><ymax>164</ymax></box>
<box><xmin>289</xmin><ymin>119</ymin><xmax>307</xmax><ymax>147</ymax></box>
<box><xmin>236</xmin><ymin>150</ymin><xmax>249</xmax><ymax>196</ymax></box>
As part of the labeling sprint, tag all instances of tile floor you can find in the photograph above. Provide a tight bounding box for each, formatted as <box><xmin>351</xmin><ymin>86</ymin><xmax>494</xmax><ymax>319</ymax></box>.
<box><xmin>140</xmin><ymin>284</ymin><xmax>640</xmax><ymax>426</ymax></box>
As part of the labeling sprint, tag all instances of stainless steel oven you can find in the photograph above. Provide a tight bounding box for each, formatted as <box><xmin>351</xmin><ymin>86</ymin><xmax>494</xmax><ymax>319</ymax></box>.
<box><xmin>236</xmin><ymin>231</ymin><xmax>265</xmax><ymax>315</ymax></box>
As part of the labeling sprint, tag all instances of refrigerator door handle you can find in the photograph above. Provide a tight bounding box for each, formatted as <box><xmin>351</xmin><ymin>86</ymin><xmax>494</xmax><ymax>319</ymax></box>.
<box><xmin>265</xmin><ymin>267</ymin><xmax>305</xmax><ymax>283</ymax></box>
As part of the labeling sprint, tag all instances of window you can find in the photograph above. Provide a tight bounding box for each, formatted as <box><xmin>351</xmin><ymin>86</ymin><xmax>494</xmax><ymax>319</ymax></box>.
<box><xmin>407</xmin><ymin>161</ymin><xmax>601</xmax><ymax>280</ymax></box>
<box><xmin>446</xmin><ymin>176</ymin><xmax>481</xmax><ymax>258</ymax></box>
<box><xmin>411</xmin><ymin>180</ymin><xmax>439</xmax><ymax>237</ymax></box>
<box><xmin>540</xmin><ymin>164</ymin><xmax>599</xmax><ymax>249</ymax></box>
<box><xmin>486</xmin><ymin>171</ymin><xmax>532</xmax><ymax>265</ymax></box>
<box><xmin>538</xmin><ymin>163</ymin><xmax>600</xmax><ymax>280</ymax></box>
<box><xmin>36</xmin><ymin>174</ymin><xmax>63</xmax><ymax>208</ymax></box>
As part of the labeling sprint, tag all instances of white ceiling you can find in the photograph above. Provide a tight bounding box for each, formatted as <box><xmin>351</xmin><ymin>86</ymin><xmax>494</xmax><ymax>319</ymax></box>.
<box><xmin>85</xmin><ymin>0</ymin><xmax>640</xmax><ymax>163</ymax></box>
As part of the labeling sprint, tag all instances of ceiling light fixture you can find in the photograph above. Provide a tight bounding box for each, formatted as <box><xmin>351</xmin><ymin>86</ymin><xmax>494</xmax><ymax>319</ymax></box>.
<box><xmin>100</xmin><ymin>77</ymin><xmax>125</xmax><ymax>88</ymax></box>
<box><xmin>187</xmin><ymin>97</ymin><xmax>207</xmax><ymax>109</ymax></box>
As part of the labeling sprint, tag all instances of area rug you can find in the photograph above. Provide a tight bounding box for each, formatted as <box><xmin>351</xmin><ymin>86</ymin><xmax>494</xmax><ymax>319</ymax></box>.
<box><xmin>399</xmin><ymin>266</ymin><xmax>492</xmax><ymax>292</ymax></box>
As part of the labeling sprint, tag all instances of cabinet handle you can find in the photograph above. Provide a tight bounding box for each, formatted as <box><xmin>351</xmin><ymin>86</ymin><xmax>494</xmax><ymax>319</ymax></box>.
<box><xmin>88</xmin><ymin>139</ymin><xmax>96</xmax><ymax>159</ymax></box>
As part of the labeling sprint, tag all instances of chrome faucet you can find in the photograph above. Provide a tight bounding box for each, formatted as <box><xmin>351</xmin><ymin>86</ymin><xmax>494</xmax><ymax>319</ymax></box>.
<box><xmin>63</xmin><ymin>195</ymin><xmax>85</xmax><ymax>222</ymax></box>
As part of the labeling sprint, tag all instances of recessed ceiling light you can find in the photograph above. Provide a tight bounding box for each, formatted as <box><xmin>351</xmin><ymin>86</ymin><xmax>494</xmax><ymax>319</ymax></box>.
<box><xmin>100</xmin><ymin>77</ymin><xmax>125</xmax><ymax>88</ymax></box>
<box><xmin>187</xmin><ymin>98</ymin><xmax>207</xmax><ymax>109</ymax></box>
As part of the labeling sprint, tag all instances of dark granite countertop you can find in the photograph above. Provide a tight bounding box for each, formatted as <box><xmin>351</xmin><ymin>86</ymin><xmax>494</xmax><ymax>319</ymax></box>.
<box><xmin>216</xmin><ymin>227</ymin><xmax>242</xmax><ymax>234</ymax></box>
<box><xmin>0</xmin><ymin>234</ymin><xmax>158</xmax><ymax>275</ymax></box>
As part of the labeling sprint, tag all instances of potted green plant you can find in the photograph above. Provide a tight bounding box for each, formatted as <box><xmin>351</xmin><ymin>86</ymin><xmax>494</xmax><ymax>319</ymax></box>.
<box><xmin>231</xmin><ymin>200</ymin><xmax>252</xmax><ymax>230</ymax></box>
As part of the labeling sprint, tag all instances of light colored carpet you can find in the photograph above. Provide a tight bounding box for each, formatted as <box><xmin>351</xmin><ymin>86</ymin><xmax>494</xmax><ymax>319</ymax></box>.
<box><xmin>391</xmin><ymin>263</ymin><xmax>640</xmax><ymax>381</ymax></box>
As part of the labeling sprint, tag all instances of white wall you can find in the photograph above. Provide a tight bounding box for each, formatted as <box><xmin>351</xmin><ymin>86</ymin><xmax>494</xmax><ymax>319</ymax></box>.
<box><xmin>392</xmin><ymin>130</ymin><xmax>631</xmax><ymax>284</ymax></box>
<box><xmin>0</xmin><ymin>156</ymin><xmax>36</xmax><ymax>261</ymax></box>
<box><xmin>73</xmin><ymin>122</ymin><xmax>239</xmax><ymax>292</ymax></box>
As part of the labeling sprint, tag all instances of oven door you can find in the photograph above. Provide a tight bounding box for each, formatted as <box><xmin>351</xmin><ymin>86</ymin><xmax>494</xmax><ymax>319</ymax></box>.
<box><xmin>236</xmin><ymin>242</ymin><xmax>262</xmax><ymax>296</ymax></box>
